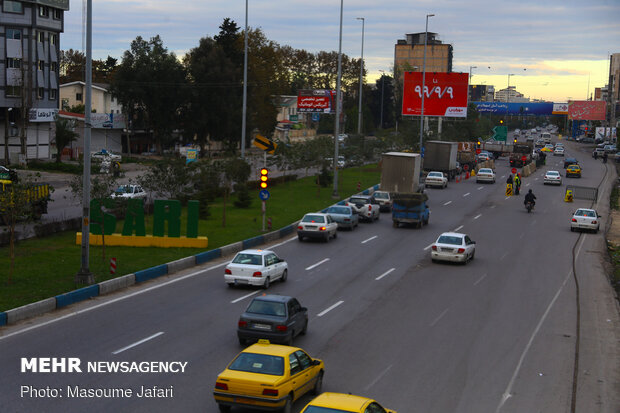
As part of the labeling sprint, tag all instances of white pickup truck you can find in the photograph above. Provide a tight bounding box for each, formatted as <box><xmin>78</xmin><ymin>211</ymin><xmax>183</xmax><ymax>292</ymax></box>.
<box><xmin>345</xmin><ymin>195</ymin><xmax>380</xmax><ymax>222</ymax></box>
<box><xmin>425</xmin><ymin>171</ymin><xmax>448</xmax><ymax>189</ymax></box>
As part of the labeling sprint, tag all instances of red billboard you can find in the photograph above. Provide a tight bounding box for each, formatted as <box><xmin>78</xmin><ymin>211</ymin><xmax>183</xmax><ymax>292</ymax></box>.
<box><xmin>402</xmin><ymin>72</ymin><xmax>469</xmax><ymax>118</ymax></box>
<box><xmin>297</xmin><ymin>89</ymin><xmax>336</xmax><ymax>113</ymax></box>
<box><xmin>568</xmin><ymin>101</ymin><xmax>606</xmax><ymax>120</ymax></box>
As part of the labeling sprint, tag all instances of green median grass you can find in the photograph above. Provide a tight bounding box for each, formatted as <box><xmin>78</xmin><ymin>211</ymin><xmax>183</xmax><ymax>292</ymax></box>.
<box><xmin>0</xmin><ymin>165</ymin><xmax>380</xmax><ymax>311</ymax></box>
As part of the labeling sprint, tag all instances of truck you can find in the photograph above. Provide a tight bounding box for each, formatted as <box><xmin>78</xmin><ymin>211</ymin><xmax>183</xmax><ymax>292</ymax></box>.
<box><xmin>457</xmin><ymin>142</ymin><xmax>476</xmax><ymax>173</ymax></box>
<box><xmin>380</xmin><ymin>152</ymin><xmax>429</xmax><ymax>228</ymax></box>
<box><xmin>423</xmin><ymin>141</ymin><xmax>459</xmax><ymax>180</ymax></box>
<box><xmin>509</xmin><ymin>142</ymin><xmax>534</xmax><ymax>167</ymax></box>
<box><xmin>482</xmin><ymin>141</ymin><xmax>513</xmax><ymax>159</ymax></box>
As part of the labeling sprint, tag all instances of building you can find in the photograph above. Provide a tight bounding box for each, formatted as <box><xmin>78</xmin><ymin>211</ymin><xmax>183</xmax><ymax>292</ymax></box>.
<box><xmin>494</xmin><ymin>86</ymin><xmax>529</xmax><ymax>103</ymax></box>
<box><xmin>608</xmin><ymin>53</ymin><xmax>619</xmax><ymax>126</ymax></box>
<box><xmin>469</xmin><ymin>84</ymin><xmax>495</xmax><ymax>102</ymax></box>
<box><xmin>394</xmin><ymin>32</ymin><xmax>453</xmax><ymax>78</ymax></box>
<box><xmin>1</xmin><ymin>0</ymin><xmax>69</xmax><ymax>164</ymax></box>
<box><xmin>59</xmin><ymin>81</ymin><xmax>123</xmax><ymax>114</ymax></box>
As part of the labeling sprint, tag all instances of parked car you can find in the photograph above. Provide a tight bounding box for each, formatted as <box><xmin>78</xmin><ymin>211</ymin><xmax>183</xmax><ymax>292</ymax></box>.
<box><xmin>543</xmin><ymin>170</ymin><xmax>562</xmax><ymax>185</ymax></box>
<box><xmin>300</xmin><ymin>392</ymin><xmax>396</xmax><ymax>413</ymax></box>
<box><xmin>237</xmin><ymin>295</ymin><xmax>308</xmax><ymax>346</ymax></box>
<box><xmin>564</xmin><ymin>157</ymin><xmax>578</xmax><ymax>169</ymax></box>
<box><xmin>224</xmin><ymin>249</ymin><xmax>288</xmax><ymax>288</ymax></box>
<box><xmin>570</xmin><ymin>208</ymin><xmax>600</xmax><ymax>233</ymax></box>
<box><xmin>604</xmin><ymin>144</ymin><xmax>617</xmax><ymax>153</ymax></box>
<box><xmin>566</xmin><ymin>164</ymin><xmax>582</xmax><ymax>178</ymax></box>
<box><xmin>425</xmin><ymin>171</ymin><xmax>448</xmax><ymax>189</ymax></box>
<box><xmin>214</xmin><ymin>340</ymin><xmax>324</xmax><ymax>413</ymax></box>
<box><xmin>431</xmin><ymin>232</ymin><xmax>476</xmax><ymax>264</ymax></box>
<box><xmin>592</xmin><ymin>147</ymin><xmax>605</xmax><ymax>158</ymax></box>
<box><xmin>110</xmin><ymin>184</ymin><xmax>147</xmax><ymax>200</ymax></box>
<box><xmin>372</xmin><ymin>190</ymin><xmax>392</xmax><ymax>212</ymax></box>
<box><xmin>325</xmin><ymin>205</ymin><xmax>359</xmax><ymax>229</ymax></box>
<box><xmin>297</xmin><ymin>212</ymin><xmax>339</xmax><ymax>241</ymax></box>
<box><xmin>475</xmin><ymin>168</ymin><xmax>496</xmax><ymax>184</ymax></box>
<box><xmin>91</xmin><ymin>149</ymin><xmax>121</xmax><ymax>161</ymax></box>
<box><xmin>345</xmin><ymin>195</ymin><xmax>380</xmax><ymax>222</ymax></box>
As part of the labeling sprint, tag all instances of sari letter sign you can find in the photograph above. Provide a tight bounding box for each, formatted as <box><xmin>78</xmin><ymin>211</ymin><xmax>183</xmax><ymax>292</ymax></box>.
<box><xmin>402</xmin><ymin>72</ymin><xmax>469</xmax><ymax>118</ymax></box>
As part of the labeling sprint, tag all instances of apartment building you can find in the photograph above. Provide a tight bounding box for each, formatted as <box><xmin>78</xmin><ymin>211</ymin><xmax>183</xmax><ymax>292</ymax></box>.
<box><xmin>394</xmin><ymin>32</ymin><xmax>453</xmax><ymax>78</ymax></box>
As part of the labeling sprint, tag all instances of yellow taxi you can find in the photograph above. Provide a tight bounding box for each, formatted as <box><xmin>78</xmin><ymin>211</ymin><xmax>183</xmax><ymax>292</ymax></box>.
<box><xmin>301</xmin><ymin>392</ymin><xmax>396</xmax><ymax>413</ymax></box>
<box><xmin>565</xmin><ymin>164</ymin><xmax>581</xmax><ymax>178</ymax></box>
<box><xmin>214</xmin><ymin>339</ymin><xmax>324</xmax><ymax>412</ymax></box>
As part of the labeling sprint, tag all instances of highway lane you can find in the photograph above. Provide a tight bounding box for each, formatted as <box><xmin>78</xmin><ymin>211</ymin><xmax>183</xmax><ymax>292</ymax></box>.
<box><xmin>1</xmin><ymin>139</ymin><xmax>618</xmax><ymax>413</ymax></box>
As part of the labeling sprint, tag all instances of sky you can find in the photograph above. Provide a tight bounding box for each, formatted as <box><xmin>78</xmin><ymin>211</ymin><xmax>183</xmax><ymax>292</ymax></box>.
<box><xmin>61</xmin><ymin>0</ymin><xmax>620</xmax><ymax>103</ymax></box>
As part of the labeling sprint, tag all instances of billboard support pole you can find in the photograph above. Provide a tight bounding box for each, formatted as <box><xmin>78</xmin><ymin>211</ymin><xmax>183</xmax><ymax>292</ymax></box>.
<box><xmin>332</xmin><ymin>0</ymin><xmax>343</xmax><ymax>199</ymax></box>
<box><xmin>419</xmin><ymin>14</ymin><xmax>434</xmax><ymax>157</ymax></box>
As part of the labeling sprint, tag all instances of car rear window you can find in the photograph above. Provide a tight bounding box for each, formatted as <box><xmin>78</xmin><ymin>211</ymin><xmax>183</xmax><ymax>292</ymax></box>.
<box><xmin>228</xmin><ymin>353</ymin><xmax>284</xmax><ymax>376</ymax></box>
<box><xmin>479</xmin><ymin>169</ymin><xmax>492</xmax><ymax>173</ymax></box>
<box><xmin>327</xmin><ymin>206</ymin><xmax>350</xmax><ymax>214</ymax></box>
<box><xmin>246</xmin><ymin>300</ymin><xmax>286</xmax><ymax>316</ymax></box>
<box><xmin>437</xmin><ymin>235</ymin><xmax>463</xmax><ymax>246</ymax></box>
<box><xmin>302</xmin><ymin>214</ymin><xmax>326</xmax><ymax>223</ymax></box>
<box><xmin>374</xmin><ymin>192</ymin><xmax>388</xmax><ymax>199</ymax></box>
<box><xmin>349</xmin><ymin>197</ymin><xmax>368</xmax><ymax>204</ymax></box>
<box><xmin>232</xmin><ymin>253</ymin><xmax>262</xmax><ymax>265</ymax></box>
<box><xmin>428</xmin><ymin>172</ymin><xmax>442</xmax><ymax>177</ymax></box>
<box><xmin>547</xmin><ymin>171</ymin><xmax>559</xmax><ymax>176</ymax></box>
<box><xmin>575</xmin><ymin>210</ymin><xmax>595</xmax><ymax>217</ymax></box>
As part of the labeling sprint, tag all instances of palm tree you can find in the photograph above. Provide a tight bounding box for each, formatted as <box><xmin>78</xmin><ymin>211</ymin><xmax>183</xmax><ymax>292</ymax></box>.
<box><xmin>52</xmin><ymin>118</ymin><xmax>78</xmax><ymax>163</ymax></box>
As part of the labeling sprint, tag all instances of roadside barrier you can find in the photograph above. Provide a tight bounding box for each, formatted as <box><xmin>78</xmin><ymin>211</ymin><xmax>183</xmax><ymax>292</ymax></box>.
<box><xmin>565</xmin><ymin>188</ymin><xmax>574</xmax><ymax>202</ymax></box>
<box><xmin>506</xmin><ymin>183</ymin><xmax>513</xmax><ymax>196</ymax></box>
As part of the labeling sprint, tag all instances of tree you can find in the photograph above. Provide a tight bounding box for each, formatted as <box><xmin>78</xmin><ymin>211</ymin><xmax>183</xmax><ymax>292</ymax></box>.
<box><xmin>52</xmin><ymin>118</ymin><xmax>78</xmax><ymax>162</ymax></box>
<box><xmin>220</xmin><ymin>157</ymin><xmax>251</xmax><ymax>227</ymax></box>
<box><xmin>137</xmin><ymin>158</ymin><xmax>192</xmax><ymax>203</ymax></box>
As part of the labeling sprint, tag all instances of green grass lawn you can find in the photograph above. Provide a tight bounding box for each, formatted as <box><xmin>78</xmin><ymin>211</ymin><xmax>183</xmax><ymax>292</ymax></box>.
<box><xmin>0</xmin><ymin>165</ymin><xmax>380</xmax><ymax>311</ymax></box>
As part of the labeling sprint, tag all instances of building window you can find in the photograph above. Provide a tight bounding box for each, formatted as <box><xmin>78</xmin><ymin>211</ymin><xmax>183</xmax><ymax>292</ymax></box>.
<box><xmin>7</xmin><ymin>58</ymin><xmax>22</xmax><ymax>69</ymax></box>
<box><xmin>61</xmin><ymin>98</ymin><xmax>69</xmax><ymax>110</ymax></box>
<box><xmin>50</xmin><ymin>89</ymin><xmax>57</xmax><ymax>99</ymax></box>
<box><xmin>38</xmin><ymin>5</ymin><xmax>49</xmax><ymax>17</ymax></box>
<box><xmin>50</xmin><ymin>33</ymin><xmax>58</xmax><ymax>45</ymax></box>
<box><xmin>3</xmin><ymin>0</ymin><xmax>23</xmax><ymax>13</ymax></box>
<box><xmin>6</xmin><ymin>28</ymin><xmax>21</xmax><ymax>40</ymax></box>
<box><xmin>37</xmin><ymin>87</ymin><xmax>45</xmax><ymax>99</ymax></box>
<box><xmin>38</xmin><ymin>60</ymin><xmax>45</xmax><ymax>71</ymax></box>
<box><xmin>7</xmin><ymin>86</ymin><xmax>21</xmax><ymax>97</ymax></box>
<box><xmin>50</xmin><ymin>62</ymin><xmax>58</xmax><ymax>72</ymax></box>
<box><xmin>76</xmin><ymin>93</ymin><xmax>83</xmax><ymax>102</ymax></box>
<box><xmin>53</xmin><ymin>8</ymin><xmax>62</xmax><ymax>19</ymax></box>
<box><xmin>38</xmin><ymin>31</ymin><xmax>45</xmax><ymax>43</ymax></box>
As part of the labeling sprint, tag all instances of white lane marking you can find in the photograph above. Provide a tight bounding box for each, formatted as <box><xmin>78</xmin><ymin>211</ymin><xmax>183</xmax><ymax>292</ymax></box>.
<box><xmin>500</xmin><ymin>252</ymin><xmax>508</xmax><ymax>261</ymax></box>
<box><xmin>453</xmin><ymin>225</ymin><xmax>464</xmax><ymax>232</ymax></box>
<box><xmin>424</xmin><ymin>243</ymin><xmax>434</xmax><ymax>251</ymax></box>
<box><xmin>501</xmin><ymin>175</ymin><xmax>506</xmax><ymax>178</ymax></box>
<box><xmin>443</xmin><ymin>201</ymin><xmax>452</xmax><ymax>206</ymax></box>
<box><xmin>231</xmin><ymin>291</ymin><xmax>259</xmax><ymax>304</ymax></box>
<box><xmin>505</xmin><ymin>196</ymin><xmax>510</xmax><ymax>200</ymax></box>
<box><xmin>526</xmin><ymin>183</ymin><xmax>530</xmax><ymax>186</ymax></box>
<box><xmin>306</xmin><ymin>258</ymin><xmax>330</xmax><ymax>270</ymax></box>
<box><xmin>519</xmin><ymin>232</ymin><xmax>525</xmax><ymax>239</ymax></box>
<box><xmin>478</xmin><ymin>186</ymin><xmax>484</xmax><ymax>190</ymax></box>
<box><xmin>473</xmin><ymin>273</ymin><xmax>487</xmax><ymax>286</ymax></box>
<box><xmin>364</xmin><ymin>364</ymin><xmax>393</xmax><ymax>391</ymax></box>
<box><xmin>375</xmin><ymin>268</ymin><xmax>395</xmax><ymax>280</ymax></box>
<box><xmin>495</xmin><ymin>269</ymin><xmax>573</xmax><ymax>413</ymax></box>
<box><xmin>474</xmin><ymin>214</ymin><xmax>482</xmax><ymax>220</ymax></box>
<box><xmin>463</xmin><ymin>192</ymin><xmax>471</xmax><ymax>197</ymax></box>
<box><xmin>318</xmin><ymin>300</ymin><xmax>344</xmax><ymax>317</ymax></box>
<box><xmin>491</xmin><ymin>205</ymin><xmax>496</xmax><ymax>209</ymax></box>
<box><xmin>112</xmin><ymin>332</ymin><xmax>164</xmax><ymax>355</ymax></box>
<box><xmin>534</xmin><ymin>178</ymin><xmax>539</xmax><ymax>181</ymax></box>
<box><xmin>361</xmin><ymin>235</ymin><xmax>378</xmax><ymax>244</ymax></box>
<box><xmin>430</xmin><ymin>308</ymin><xmax>450</xmax><ymax>327</ymax></box>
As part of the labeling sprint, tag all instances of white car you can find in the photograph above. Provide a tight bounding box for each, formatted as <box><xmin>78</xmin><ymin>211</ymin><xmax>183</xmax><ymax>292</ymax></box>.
<box><xmin>91</xmin><ymin>150</ymin><xmax>121</xmax><ymax>161</ymax></box>
<box><xmin>345</xmin><ymin>195</ymin><xmax>380</xmax><ymax>221</ymax></box>
<box><xmin>476</xmin><ymin>168</ymin><xmax>496</xmax><ymax>183</ymax></box>
<box><xmin>543</xmin><ymin>170</ymin><xmax>562</xmax><ymax>185</ymax></box>
<box><xmin>553</xmin><ymin>147</ymin><xmax>565</xmax><ymax>156</ymax></box>
<box><xmin>111</xmin><ymin>184</ymin><xmax>147</xmax><ymax>199</ymax></box>
<box><xmin>425</xmin><ymin>171</ymin><xmax>448</xmax><ymax>189</ymax></box>
<box><xmin>372</xmin><ymin>190</ymin><xmax>392</xmax><ymax>212</ymax></box>
<box><xmin>431</xmin><ymin>232</ymin><xmax>476</xmax><ymax>264</ymax></box>
<box><xmin>297</xmin><ymin>212</ymin><xmax>339</xmax><ymax>242</ymax></box>
<box><xmin>224</xmin><ymin>249</ymin><xmax>288</xmax><ymax>288</ymax></box>
<box><xmin>570</xmin><ymin>208</ymin><xmax>600</xmax><ymax>233</ymax></box>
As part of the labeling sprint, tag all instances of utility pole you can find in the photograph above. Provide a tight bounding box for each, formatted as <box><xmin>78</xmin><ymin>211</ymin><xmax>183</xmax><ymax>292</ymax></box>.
<box><xmin>356</xmin><ymin>17</ymin><xmax>365</xmax><ymax>135</ymax></box>
<box><xmin>332</xmin><ymin>0</ymin><xmax>343</xmax><ymax>199</ymax></box>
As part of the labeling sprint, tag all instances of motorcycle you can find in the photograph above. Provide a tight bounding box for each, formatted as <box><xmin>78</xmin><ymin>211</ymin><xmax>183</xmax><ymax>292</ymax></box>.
<box><xmin>525</xmin><ymin>201</ymin><xmax>534</xmax><ymax>213</ymax></box>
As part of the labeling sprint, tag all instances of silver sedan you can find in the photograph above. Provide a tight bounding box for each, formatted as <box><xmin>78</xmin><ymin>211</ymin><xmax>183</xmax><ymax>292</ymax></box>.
<box><xmin>431</xmin><ymin>232</ymin><xmax>476</xmax><ymax>264</ymax></box>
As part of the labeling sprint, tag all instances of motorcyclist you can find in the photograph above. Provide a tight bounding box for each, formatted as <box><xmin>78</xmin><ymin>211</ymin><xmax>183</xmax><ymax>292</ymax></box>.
<box><xmin>524</xmin><ymin>189</ymin><xmax>536</xmax><ymax>208</ymax></box>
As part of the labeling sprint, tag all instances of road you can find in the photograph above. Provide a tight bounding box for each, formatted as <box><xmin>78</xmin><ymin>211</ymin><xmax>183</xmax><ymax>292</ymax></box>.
<box><xmin>0</xmin><ymin>137</ymin><xmax>618</xmax><ymax>413</ymax></box>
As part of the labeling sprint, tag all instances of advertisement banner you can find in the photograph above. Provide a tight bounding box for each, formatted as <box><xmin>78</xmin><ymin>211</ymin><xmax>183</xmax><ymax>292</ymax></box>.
<box><xmin>552</xmin><ymin>103</ymin><xmax>569</xmax><ymax>115</ymax></box>
<box><xmin>297</xmin><ymin>89</ymin><xmax>336</xmax><ymax>113</ymax></box>
<box><xmin>569</xmin><ymin>101</ymin><xmax>606</xmax><ymax>120</ymax></box>
<box><xmin>595</xmin><ymin>127</ymin><xmax>617</xmax><ymax>141</ymax></box>
<box><xmin>29</xmin><ymin>109</ymin><xmax>58</xmax><ymax>122</ymax></box>
<box><xmin>90</xmin><ymin>113</ymin><xmax>127</xmax><ymax>129</ymax></box>
<box><xmin>473</xmin><ymin>102</ymin><xmax>554</xmax><ymax>115</ymax></box>
<box><xmin>402</xmin><ymin>72</ymin><xmax>469</xmax><ymax>118</ymax></box>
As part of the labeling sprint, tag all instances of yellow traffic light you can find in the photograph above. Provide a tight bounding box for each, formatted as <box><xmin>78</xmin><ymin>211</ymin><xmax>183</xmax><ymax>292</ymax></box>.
<box><xmin>260</xmin><ymin>168</ymin><xmax>268</xmax><ymax>189</ymax></box>
<box><xmin>500</xmin><ymin>119</ymin><xmax>504</xmax><ymax>124</ymax></box>
<box><xmin>514</xmin><ymin>138</ymin><xmax>517</xmax><ymax>143</ymax></box>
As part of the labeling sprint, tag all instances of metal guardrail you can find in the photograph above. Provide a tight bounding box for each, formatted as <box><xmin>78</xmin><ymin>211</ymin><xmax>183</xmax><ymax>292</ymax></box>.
<box><xmin>566</xmin><ymin>185</ymin><xmax>598</xmax><ymax>201</ymax></box>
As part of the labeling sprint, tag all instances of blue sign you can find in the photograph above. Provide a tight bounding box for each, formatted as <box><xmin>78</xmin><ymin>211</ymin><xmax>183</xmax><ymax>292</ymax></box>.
<box><xmin>473</xmin><ymin>102</ymin><xmax>554</xmax><ymax>116</ymax></box>
<box><xmin>312</xmin><ymin>113</ymin><xmax>320</xmax><ymax>122</ymax></box>
<box><xmin>421</xmin><ymin>147</ymin><xmax>425</xmax><ymax>158</ymax></box>
<box><xmin>259</xmin><ymin>189</ymin><xmax>270</xmax><ymax>201</ymax></box>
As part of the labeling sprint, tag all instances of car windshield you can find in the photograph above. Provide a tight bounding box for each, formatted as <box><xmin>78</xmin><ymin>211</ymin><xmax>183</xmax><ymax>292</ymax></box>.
<box><xmin>246</xmin><ymin>300</ymin><xmax>286</xmax><ymax>316</ymax></box>
<box><xmin>437</xmin><ymin>235</ymin><xmax>464</xmax><ymax>246</ymax></box>
<box><xmin>228</xmin><ymin>353</ymin><xmax>284</xmax><ymax>376</ymax></box>
<box><xmin>115</xmin><ymin>186</ymin><xmax>131</xmax><ymax>193</ymax></box>
<box><xmin>327</xmin><ymin>206</ymin><xmax>350</xmax><ymax>215</ymax></box>
<box><xmin>373</xmin><ymin>192</ymin><xmax>389</xmax><ymax>199</ymax></box>
<box><xmin>232</xmin><ymin>253</ymin><xmax>262</xmax><ymax>266</ymax></box>
<box><xmin>302</xmin><ymin>214</ymin><xmax>326</xmax><ymax>223</ymax></box>
<box><xmin>575</xmin><ymin>209</ymin><xmax>596</xmax><ymax>218</ymax></box>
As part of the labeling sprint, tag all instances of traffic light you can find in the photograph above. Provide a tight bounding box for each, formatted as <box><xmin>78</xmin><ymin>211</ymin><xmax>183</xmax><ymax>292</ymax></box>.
<box><xmin>260</xmin><ymin>168</ymin><xmax>268</xmax><ymax>189</ymax></box>
<box><xmin>500</xmin><ymin>119</ymin><xmax>504</xmax><ymax>124</ymax></box>
<box><xmin>477</xmin><ymin>140</ymin><xmax>481</xmax><ymax>148</ymax></box>
<box><xmin>514</xmin><ymin>138</ymin><xmax>517</xmax><ymax>144</ymax></box>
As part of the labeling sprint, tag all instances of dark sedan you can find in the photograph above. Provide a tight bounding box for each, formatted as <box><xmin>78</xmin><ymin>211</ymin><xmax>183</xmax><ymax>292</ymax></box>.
<box><xmin>237</xmin><ymin>295</ymin><xmax>308</xmax><ymax>346</ymax></box>
<box><xmin>325</xmin><ymin>205</ymin><xmax>358</xmax><ymax>229</ymax></box>
<box><xmin>564</xmin><ymin>157</ymin><xmax>578</xmax><ymax>169</ymax></box>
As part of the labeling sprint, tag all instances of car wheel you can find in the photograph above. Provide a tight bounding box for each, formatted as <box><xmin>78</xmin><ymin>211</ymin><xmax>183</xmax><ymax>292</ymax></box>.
<box><xmin>300</xmin><ymin>319</ymin><xmax>308</xmax><ymax>335</ymax></box>
<box><xmin>263</xmin><ymin>277</ymin><xmax>270</xmax><ymax>289</ymax></box>
<box><xmin>392</xmin><ymin>220</ymin><xmax>399</xmax><ymax>228</ymax></box>
<box><xmin>284</xmin><ymin>335</ymin><xmax>293</xmax><ymax>346</ymax></box>
<box><xmin>218</xmin><ymin>404</ymin><xmax>231</xmax><ymax>413</ymax></box>
<box><xmin>281</xmin><ymin>395</ymin><xmax>293</xmax><ymax>413</ymax></box>
<box><xmin>280</xmin><ymin>269</ymin><xmax>288</xmax><ymax>283</ymax></box>
<box><xmin>312</xmin><ymin>371</ymin><xmax>324</xmax><ymax>395</ymax></box>
<box><xmin>238</xmin><ymin>337</ymin><xmax>246</xmax><ymax>346</ymax></box>
<box><xmin>431</xmin><ymin>258</ymin><xmax>438</xmax><ymax>263</ymax></box>
<box><xmin>570</xmin><ymin>227</ymin><xmax>575</xmax><ymax>232</ymax></box>
<box><xmin>333</xmin><ymin>231</ymin><xmax>338</xmax><ymax>239</ymax></box>
<box><xmin>324</xmin><ymin>234</ymin><xmax>330</xmax><ymax>242</ymax></box>
<box><xmin>298</xmin><ymin>234</ymin><xmax>303</xmax><ymax>242</ymax></box>
<box><xmin>470</xmin><ymin>251</ymin><xmax>475</xmax><ymax>261</ymax></box>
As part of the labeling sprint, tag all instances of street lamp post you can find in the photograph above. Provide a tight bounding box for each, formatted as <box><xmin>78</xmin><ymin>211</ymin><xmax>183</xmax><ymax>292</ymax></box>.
<box><xmin>419</xmin><ymin>13</ymin><xmax>434</xmax><ymax>156</ymax></box>
<box><xmin>332</xmin><ymin>0</ymin><xmax>344</xmax><ymax>198</ymax></box>
<box><xmin>379</xmin><ymin>70</ymin><xmax>385</xmax><ymax>129</ymax></box>
<box><xmin>356</xmin><ymin>17</ymin><xmax>365</xmax><ymax>135</ymax></box>
<box><xmin>240</xmin><ymin>0</ymin><xmax>248</xmax><ymax>158</ymax></box>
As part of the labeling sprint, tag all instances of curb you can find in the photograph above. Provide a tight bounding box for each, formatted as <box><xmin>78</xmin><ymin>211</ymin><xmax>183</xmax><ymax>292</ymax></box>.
<box><xmin>0</xmin><ymin>183</ymin><xmax>380</xmax><ymax>327</ymax></box>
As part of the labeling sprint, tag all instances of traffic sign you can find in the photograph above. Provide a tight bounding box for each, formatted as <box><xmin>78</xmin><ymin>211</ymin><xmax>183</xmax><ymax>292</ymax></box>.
<box><xmin>463</xmin><ymin>164</ymin><xmax>469</xmax><ymax>171</ymax></box>
<box><xmin>476</xmin><ymin>149</ymin><xmax>481</xmax><ymax>154</ymax></box>
<box><xmin>492</xmin><ymin>126</ymin><xmax>508</xmax><ymax>141</ymax></box>
<box><xmin>253</xmin><ymin>134</ymin><xmax>277</xmax><ymax>154</ymax></box>
<box><xmin>259</xmin><ymin>189</ymin><xmax>270</xmax><ymax>201</ymax></box>
<box><xmin>511</xmin><ymin>168</ymin><xmax>517</xmax><ymax>174</ymax></box>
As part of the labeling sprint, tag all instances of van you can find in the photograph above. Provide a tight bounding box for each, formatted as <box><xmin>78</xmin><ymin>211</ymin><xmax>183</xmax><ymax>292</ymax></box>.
<box><xmin>541</xmin><ymin>132</ymin><xmax>551</xmax><ymax>144</ymax></box>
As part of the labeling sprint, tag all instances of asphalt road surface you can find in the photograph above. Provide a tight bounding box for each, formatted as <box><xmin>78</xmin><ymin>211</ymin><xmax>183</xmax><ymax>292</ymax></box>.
<box><xmin>1</xmin><ymin>137</ymin><xmax>618</xmax><ymax>413</ymax></box>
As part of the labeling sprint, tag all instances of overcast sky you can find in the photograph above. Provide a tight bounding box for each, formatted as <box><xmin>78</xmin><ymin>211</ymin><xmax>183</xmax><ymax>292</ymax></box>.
<box><xmin>62</xmin><ymin>0</ymin><xmax>620</xmax><ymax>103</ymax></box>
